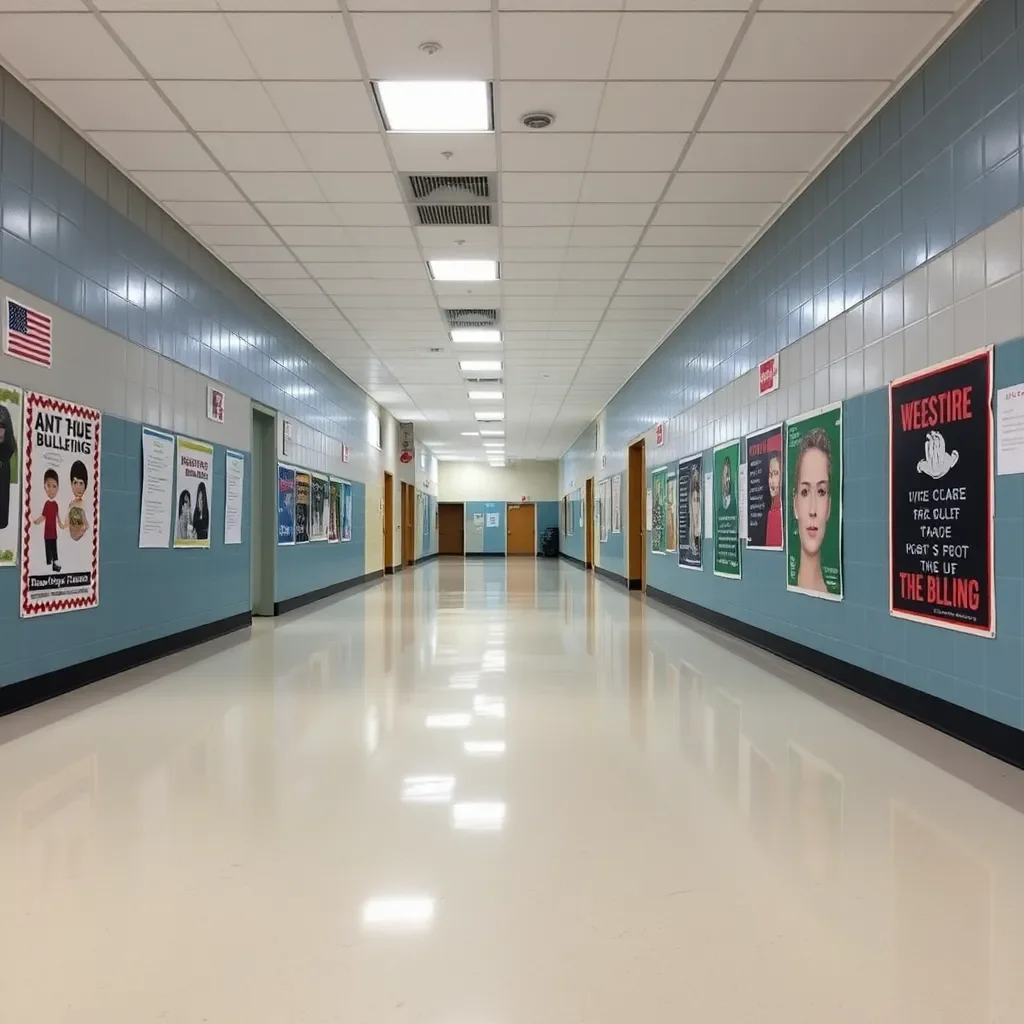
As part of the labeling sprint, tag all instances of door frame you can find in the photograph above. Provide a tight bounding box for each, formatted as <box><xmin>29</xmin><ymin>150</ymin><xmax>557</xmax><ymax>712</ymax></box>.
<box><xmin>383</xmin><ymin>470</ymin><xmax>394</xmax><ymax>574</ymax></box>
<box><xmin>628</xmin><ymin>438</ymin><xmax>645</xmax><ymax>591</ymax></box>
<box><xmin>401</xmin><ymin>481</ymin><xmax>415</xmax><ymax>566</ymax></box>
<box><xmin>438</xmin><ymin>501</ymin><xmax>466</xmax><ymax>555</ymax></box>
<box><xmin>584</xmin><ymin>477</ymin><xmax>594</xmax><ymax>569</ymax></box>
<box><xmin>250</xmin><ymin>405</ymin><xmax>276</xmax><ymax>616</ymax></box>
<box><xmin>506</xmin><ymin>501</ymin><xmax>537</xmax><ymax>556</ymax></box>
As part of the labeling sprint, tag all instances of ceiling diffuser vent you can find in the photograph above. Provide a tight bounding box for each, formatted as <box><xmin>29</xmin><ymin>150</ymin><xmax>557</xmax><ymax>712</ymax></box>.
<box><xmin>405</xmin><ymin>174</ymin><xmax>496</xmax><ymax>228</ymax></box>
<box><xmin>445</xmin><ymin>308</ymin><xmax>498</xmax><ymax>328</ymax></box>
<box><xmin>417</xmin><ymin>204</ymin><xmax>491</xmax><ymax>225</ymax></box>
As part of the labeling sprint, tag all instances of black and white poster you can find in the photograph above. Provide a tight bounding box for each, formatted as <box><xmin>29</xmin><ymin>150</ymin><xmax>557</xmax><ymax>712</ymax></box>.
<box><xmin>677</xmin><ymin>454</ymin><xmax>703</xmax><ymax>570</ymax></box>
<box><xmin>889</xmin><ymin>348</ymin><xmax>994</xmax><ymax>636</ymax></box>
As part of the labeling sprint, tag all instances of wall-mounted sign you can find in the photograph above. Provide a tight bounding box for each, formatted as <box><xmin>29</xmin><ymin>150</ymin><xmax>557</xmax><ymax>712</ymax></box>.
<box><xmin>342</xmin><ymin>443</ymin><xmax>350</xmax><ymax>463</ymax></box>
<box><xmin>282</xmin><ymin>418</ymin><xmax>293</xmax><ymax>457</ymax></box>
<box><xmin>758</xmin><ymin>354</ymin><xmax>780</xmax><ymax>396</ymax></box>
<box><xmin>206</xmin><ymin>386</ymin><xmax>225</xmax><ymax>423</ymax></box>
<box><xmin>399</xmin><ymin>421</ymin><xmax>414</xmax><ymax>464</ymax></box>
<box><xmin>655</xmin><ymin>422</ymin><xmax>665</xmax><ymax>446</ymax></box>
<box><xmin>5</xmin><ymin>298</ymin><xmax>53</xmax><ymax>368</ymax></box>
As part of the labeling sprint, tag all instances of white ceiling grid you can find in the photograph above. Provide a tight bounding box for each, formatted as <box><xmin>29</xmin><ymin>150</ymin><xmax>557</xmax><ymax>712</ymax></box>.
<box><xmin>0</xmin><ymin>0</ymin><xmax>970</xmax><ymax>461</ymax></box>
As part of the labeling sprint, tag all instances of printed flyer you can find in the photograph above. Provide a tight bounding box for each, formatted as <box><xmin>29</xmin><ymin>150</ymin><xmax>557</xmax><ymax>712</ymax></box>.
<box><xmin>666</xmin><ymin>470</ymin><xmax>677</xmax><ymax>552</ymax></box>
<box><xmin>651</xmin><ymin>466</ymin><xmax>667</xmax><ymax>553</ymax></box>
<box><xmin>611</xmin><ymin>474</ymin><xmax>622</xmax><ymax>534</ymax></box>
<box><xmin>786</xmin><ymin>403</ymin><xmax>843</xmax><ymax>599</ymax></box>
<box><xmin>677</xmin><ymin>454</ymin><xmax>703</xmax><ymax>570</ymax></box>
<box><xmin>20</xmin><ymin>391</ymin><xmax>101</xmax><ymax>617</ymax></box>
<box><xmin>342</xmin><ymin>480</ymin><xmax>353</xmax><ymax>541</ymax></box>
<box><xmin>889</xmin><ymin>350</ymin><xmax>993</xmax><ymax>635</ymax></box>
<box><xmin>328</xmin><ymin>478</ymin><xmax>341</xmax><ymax>543</ymax></box>
<box><xmin>224</xmin><ymin>450</ymin><xmax>244</xmax><ymax>546</ymax></box>
<box><xmin>0</xmin><ymin>381</ymin><xmax>24</xmax><ymax>566</ymax></box>
<box><xmin>294</xmin><ymin>470</ymin><xmax>310</xmax><ymax>543</ymax></box>
<box><xmin>139</xmin><ymin>425</ymin><xmax>174</xmax><ymax>548</ymax></box>
<box><xmin>713</xmin><ymin>440</ymin><xmax>741</xmax><ymax>579</ymax></box>
<box><xmin>310</xmin><ymin>472</ymin><xmax>329</xmax><ymax>542</ymax></box>
<box><xmin>746</xmin><ymin>424</ymin><xmax>784</xmax><ymax>550</ymax></box>
<box><xmin>278</xmin><ymin>464</ymin><xmax>295</xmax><ymax>544</ymax></box>
<box><xmin>173</xmin><ymin>436</ymin><xmax>213</xmax><ymax>549</ymax></box>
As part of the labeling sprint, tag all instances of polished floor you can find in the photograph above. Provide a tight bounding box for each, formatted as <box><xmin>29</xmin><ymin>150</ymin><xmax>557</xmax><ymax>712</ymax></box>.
<box><xmin>1</xmin><ymin>559</ymin><xmax>1023</xmax><ymax>1023</ymax></box>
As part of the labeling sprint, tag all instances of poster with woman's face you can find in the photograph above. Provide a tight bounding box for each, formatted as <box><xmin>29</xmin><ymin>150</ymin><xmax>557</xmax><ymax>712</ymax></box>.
<box><xmin>173</xmin><ymin>436</ymin><xmax>213</xmax><ymax>550</ymax></box>
<box><xmin>746</xmin><ymin>424</ymin><xmax>784</xmax><ymax>550</ymax></box>
<box><xmin>713</xmin><ymin>441</ymin><xmax>741</xmax><ymax>579</ymax></box>
<box><xmin>666</xmin><ymin>472</ymin><xmax>677</xmax><ymax>552</ymax></box>
<box><xmin>677</xmin><ymin>455</ymin><xmax>703</xmax><ymax>570</ymax></box>
<box><xmin>294</xmin><ymin>471</ymin><xmax>310</xmax><ymax>544</ymax></box>
<box><xmin>328</xmin><ymin>478</ymin><xmax>341</xmax><ymax>543</ymax></box>
<box><xmin>278</xmin><ymin>465</ymin><xmax>295</xmax><ymax>544</ymax></box>
<box><xmin>0</xmin><ymin>381</ymin><xmax>24</xmax><ymax>566</ymax></box>
<box><xmin>310</xmin><ymin>473</ymin><xmax>329</xmax><ymax>541</ymax></box>
<box><xmin>786</xmin><ymin>403</ymin><xmax>843</xmax><ymax>599</ymax></box>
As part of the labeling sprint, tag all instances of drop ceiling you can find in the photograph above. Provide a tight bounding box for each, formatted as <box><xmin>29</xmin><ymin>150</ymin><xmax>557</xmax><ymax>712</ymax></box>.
<box><xmin>0</xmin><ymin>0</ymin><xmax>972</xmax><ymax>461</ymax></box>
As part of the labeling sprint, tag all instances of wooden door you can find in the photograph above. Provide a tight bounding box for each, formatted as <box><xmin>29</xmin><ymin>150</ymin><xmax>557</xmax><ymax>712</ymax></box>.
<box><xmin>506</xmin><ymin>503</ymin><xmax>536</xmax><ymax>556</ymax></box>
<box><xmin>383</xmin><ymin>471</ymin><xmax>394</xmax><ymax>572</ymax></box>
<box><xmin>402</xmin><ymin>482</ymin><xmax>415</xmax><ymax>566</ymax></box>
<box><xmin>438</xmin><ymin>503</ymin><xmax>464</xmax><ymax>555</ymax></box>
<box><xmin>628</xmin><ymin>440</ymin><xmax>645</xmax><ymax>590</ymax></box>
<box><xmin>585</xmin><ymin>477</ymin><xmax>594</xmax><ymax>569</ymax></box>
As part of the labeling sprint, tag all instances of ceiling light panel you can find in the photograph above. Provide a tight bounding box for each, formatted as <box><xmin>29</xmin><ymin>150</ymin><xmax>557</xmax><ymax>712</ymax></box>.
<box><xmin>468</xmin><ymin>391</ymin><xmax>503</xmax><ymax>400</ymax></box>
<box><xmin>429</xmin><ymin>260</ymin><xmax>499</xmax><ymax>281</ymax></box>
<box><xmin>450</xmin><ymin>328</ymin><xmax>501</xmax><ymax>344</ymax></box>
<box><xmin>375</xmin><ymin>81</ymin><xmax>492</xmax><ymax>133</ymax></box>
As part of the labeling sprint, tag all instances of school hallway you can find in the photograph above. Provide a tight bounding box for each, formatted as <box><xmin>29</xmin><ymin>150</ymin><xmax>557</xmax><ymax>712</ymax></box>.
<box><xmin>0</xmin><ymin>558</ymin><xmax>1022</xmax><ymax>1024</ymax></box>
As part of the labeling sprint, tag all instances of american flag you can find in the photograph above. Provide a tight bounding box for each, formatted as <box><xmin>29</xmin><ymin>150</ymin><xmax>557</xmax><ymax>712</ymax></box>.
<box><xmin>5</xmin><ymin>299</ymin><xmax>52</xmax><ymax>368</ymax></box>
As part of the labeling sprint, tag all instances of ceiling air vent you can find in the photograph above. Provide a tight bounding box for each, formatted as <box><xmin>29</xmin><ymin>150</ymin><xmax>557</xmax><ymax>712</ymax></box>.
<box><xmin>405</xmin><ymin>174</ymin><xmax>496</xmax><ymax>228</ymax></box>
<box><xmin>445</xmin><ymin>308</ymin><xmax>498</xmax><ymax>328</ymax></box>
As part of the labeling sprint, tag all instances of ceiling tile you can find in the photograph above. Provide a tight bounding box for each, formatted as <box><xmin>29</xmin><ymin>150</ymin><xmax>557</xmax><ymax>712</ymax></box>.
<box><xmin>89</xmin><ymin>131</ymin><xmax>215</xmax><ymax>171</ymax></box>
<box><xmin>167</xmin><ymin>201</ymin><xmax>264</xmax><ymax>226</ymax></box>
<box><xmin>279</xmin><ymin>225</ymin><xmax>350</xmax><ymax>246</ymax></box>
<box><xmin>331</xmin><ymin>204</ymin><xmax>411</xmax><ymax>226</ymax></box>
<box><xmin>345</xmin><ymin>226</ymin><xmax>418</xmax><ymax>246</ymax></box>
<box><xmin>264</xmin><ymin>82</ymin><xmax>379</xmax><ymax>132</ymax></box>
<box><xmin>292</xmin><ymin>133</ymin><xmax>391</xmax><ymax>172</ymax></box>
<box><xmin>665</xmin><ymin>170</ymin><xmax>801</xmax><ymax>202</ymax></box>
<box><xmin>256</xmin><ymin>202</ymin><xmax>342</xmax><ymax>226</ymax></box>
<box><xmin>567</xmin><ymin>225</ymin><xmax>643</xmax><ymax>246</ymax></box>
<box><xmin>633</xmin><ymin>244</ymin><xmax>738</xmax><ymax>262</ymax></box>
<box><xmin>228</xmin><ymin>262</ymin><xmax>307</xmax><ymax>279</ymax></box>
<box><xmin>232</xmin><ymin>171</ymin><xmax>324</xmax><ymax>202</ymax></box>
<box><xmin>34</xmin><ymin>80</ymin><xmax>182</xmax><ymax>130</ymax></box>
<box><xmin>226</xmin><ymin>13</ymin><xmax>360</xmax><ymax>79</ymax></box>
<box><xmin>105</xmin><ymin>12</ymin><xmax>254</xmax><ymax>78</ymax></box>
<box><xmin>353</xmin><ymin>12</ymin><xmax>493</xmax><ymax>78</ymax></box>
<box><xmin>500</xmin><ymin>82</ymin><xmax>604</xmax><ymax>133</ymax></box>
<box><xmin>501</xmin><ymin>173</ymin><xmax>583</xmax><ymax>203</ymax></box>
<box><xmin>160</xmin><ymin>81</ymin><xmax>284</xmax><ymax>131</ymax></box>
<box><xmin>0</xmin><ymin>13</ymin><xmax>140</xmax><ymax>78</ymax></box>
<box><xmin>299</xmin><ymin>247</ymin><xmax>420</xmax><ymax>262</ymax></box>
<box><xmin>609</xmin><ymin>12</ymin><xmax>743</xmax><ymax>79</ymax></box>
<box><xmin>134</xmin><ymin>170</ymin><xmax>244</xmax><ymax>201</ymax></box>
<box><xmin>199</xmin><ymin>133</ymin><xmax>307</xmax><ymax>171</ymax></box>
<box><xmin>597</xmin><ymin>82</ymin><xmax>712</xmax><ymax>132</ymax></box>
<box><xmin>387</xmin><ymin>133</ymin><xmax>497</xmax><ymax>172</ymax></box>
<box><xmin>586</xmin><ymin>133</ymin><xmax>687</xmax><ymax>172</ymax></box>
<box><xmin>579</xmin><ymin>172</ymin><xmax>668</xmax><ymax>202</ymax></box>
<box><xmin>247</xmin><ymin>276</ymin><xmax>321</xmax><ymax>295</ymax></box>
<box><xmin>503</xmin><ymin>226</ymin><xmax>571</xmax><ymax>246</ymax></box>
<box><xmin>502</xmin><ymin>133</ymin><xmax>593</xmax><ymax>172</ymax></box>
<box><xmin>653</xmin><ymin>202</ymin><xmax>776</xmax><ymax>226</ymax></box>
<box><xmin>624</xmin><ymin>261</ymin><xmax>720</xmax><ymax>279</ymax></box>
<box><xmin>313</xmin><ymin>172</ymin><xmax>404</xmax><ymax>202</ymax></box>
<box><xmin>211</xmin><ymin>243</ymin><xmax>295</xmax><ymax>262</ymax></box>
<box><xmin>703</xmin><ymin>81</ymin><xmax>887</xmax><ymax>131</ymax></box>
<box><xmin>499</xmin><ymin>203</ymin><xmax>578</xmax><ymax>226</ymax></box>
<box><xmin>499</xmin><ymin>12</ymin><xmax>620</xmax><ymax>78</ymax></box>
<box><xmin>645</xmin><ymin>223</ymin><xmax>756</xmax><ymax>244</ymax></box>
<box><xmin>682</xmin><ymin>131</ymin><xmax>843</xmax><ymax>172</ymax></box>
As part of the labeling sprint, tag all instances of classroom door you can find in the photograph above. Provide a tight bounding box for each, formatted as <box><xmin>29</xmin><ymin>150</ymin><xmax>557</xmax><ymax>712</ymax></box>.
<box><xmin>383</xmin><ymin>471</ymin><xmax>394</xmax><ymax>572</ymax></box>
<box><xmin>401</xmin><ymin>482</ymin><xmax>414</xmax><ymax>566</ymax></box>
<box><xmin>628</xmin><ymin>439</ymin><xmax>645</xmax><ymax>591</ymax></box>
<box><xmin>585</xmin><ymin>477</ymin><xmax>594</xmax><ymax>569</ymax></box>
<box><xmin>438</xmin><ymin>502</ymin><xmax>464</xmax><ymax>555</ymax></box>
<box><xmin>506</xmin><ymin>503</ymin><xmax>536</xmax><ymax>556</ymax></box>
<box><xmin>250</xmin><ymin>407</ymin><xmax>276</xmax><ymax>616</ymax></box>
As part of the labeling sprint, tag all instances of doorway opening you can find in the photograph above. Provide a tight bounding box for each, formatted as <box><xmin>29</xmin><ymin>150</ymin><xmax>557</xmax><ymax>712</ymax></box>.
<box><xmin>438</xmin><ymin>502</ymin><xmax>465</xmax><ymax>555</ymax></box>
<box><xmin>584</xmin><ymin>477</ymin><xmax>594</xmax><ymax>569</ymax></box>
<box><xmin>628</xmin><ymin>438</ymin><xmax>646</xmax><ymax>592</ymax></box>
<box><xmin>250</xmin><ymin>406</ymin><xmax>276</xmax><ymax>616</ymax></box>
<box><xmin>506</xmin><ymin>502</ymin><xmax>536</xmax><ymax>556</ymax></box>
<box><xmin>401</xmin><ymin>481</ymin><xmax>415</xmax><ymax>567</ymax></box>
<box><xmin>383</xmin><ymin>471</ymin><xmax>394</xmax><ymax>574</ymax></box>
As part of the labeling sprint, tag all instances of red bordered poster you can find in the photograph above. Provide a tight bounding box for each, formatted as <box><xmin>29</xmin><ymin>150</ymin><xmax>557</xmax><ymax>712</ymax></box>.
<box><xmin>888</xmin><ymin>348</ymin><xmax>994</xmax><ymax>636</ymax></box>
<box><xmin>20</xmin><ymin>391</ymin><xmax>101</xmax><ymax>617</ymax></box>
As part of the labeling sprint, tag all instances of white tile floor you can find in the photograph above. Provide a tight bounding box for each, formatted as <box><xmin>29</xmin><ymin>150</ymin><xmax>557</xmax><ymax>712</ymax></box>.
<box><xmin>1</xmin><ymin>558</ymin><xmax>1023</xmax><ymax>1023</ymax></box>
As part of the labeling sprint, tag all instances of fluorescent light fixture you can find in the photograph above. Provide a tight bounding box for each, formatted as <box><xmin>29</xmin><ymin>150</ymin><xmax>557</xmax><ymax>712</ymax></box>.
<box><xmin>450</xmin><ymin>328</ymin><xmax>501</xmax><ymax>344</ymax></box>
<box><xmin>452</xmin><ymin>801</ymin><xmax>506</xmax><ymax>831</ymax></box>
<box><xmin>483</xmin><ymin>442</ymin><xmax>504</xmax><ymax>448</ymax></box>
<box><xmin>425</xmin><ymin>712</ymin><xmax>472</xmax><ymax>729</ymax></box>
<box><xmin>460</xmin><ymin>431</ymin><xmax>479</xmax><ymax>437</ymax></box>
<box><xmin>468</xmin><ymin>391</ymin><xmax>503</xmax><ymax>401</ymax></box>
<box><xmin>479</xmin><ymin>429</ymin><xmax>504</xmax><ymax>436</ymax></box>
<box><xmin>360</xmin><ymin>896</ymin><xmax>436</xmax><ymax>930</ymax></box>
<box><xmin>475</xmin><ymin>411</ymin><xmax>504</xmax><ymax>421</ymax></box>
<box><xmin>464</xmin><ymin>740</ymin><xmax>506</xmax><ymax>757</ymax></box>
<box><xmin>401</xmin><ymin>775</ymin><xmax>456</xmax><ymax>804</ymax></box>
<box><xmin>459</xmin><ymin>360</ymin><xmax>502</xmax><ymax>372</ymax></box>
<box><xmin>429</xmin><ymin>260</ymin><xmax>498</xmax><ymax>282</ymax></box>
<box><xmin>375</xmin><ymin>80</ymin><xmax>492</xmax><ymax>133</ymax></box>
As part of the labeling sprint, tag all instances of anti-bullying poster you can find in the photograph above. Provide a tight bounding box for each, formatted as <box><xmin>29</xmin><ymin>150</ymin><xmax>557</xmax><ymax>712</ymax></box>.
<box><xmin>173</xmin><ymin>436</ymin><xmax>213</xmax><ymax>549</ymax></box>
<box><xmin>0</xmin><ymin>381</ymin><xmax>24</xmax><ymax>566</ymax></box>
<box><xmin>713</xmin><ymin>440</ymin><xmax>741</xmax><ymax>579</ymax></box>
<box><xmin>746</xmin><ymin>424</ymin><xmax>784</xmax><ymax>550</ymax></box>
<box><xmin>328</xmin><ymin>478</ymin><xmax>341</xmax><ymax>543</ymax></box>
<box><xmin>310</xmin><ymin>472</ymin><xmax>329</xmax><ymax>542</ymax></box>
<box><xmin>889</xmin><ymin>349</ymin><xmax>994</xmax><ymax>636</ymax></box>
<box><xmin>20</xmin><ymin>391</ymin><xmax>101</xmax><ymax>617</ymax></box>
<box><xmin>278</xmin><ymin>464</ymin><xmax>295</xmax><ymax>544</ymax></box>
<box><xmin>294</xmin><ymin>470</ymin><xmax>310</xmax><ymax>544</ymax></box>
<box><xmin>677</xmin><ymin>454</ymin><xmax>703</xmax><ymax>570</ymax></box>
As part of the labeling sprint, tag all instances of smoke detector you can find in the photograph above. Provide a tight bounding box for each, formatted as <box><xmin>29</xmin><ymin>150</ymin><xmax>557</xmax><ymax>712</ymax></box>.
<box><xmin>521</xmin><ymin>111</ymin><xmax>554</xmax><ymax>129</ymax></box>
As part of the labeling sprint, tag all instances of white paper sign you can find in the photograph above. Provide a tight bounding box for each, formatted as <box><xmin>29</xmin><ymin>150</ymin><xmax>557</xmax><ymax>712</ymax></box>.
<box><xmin>703</xmin><ymin>471</ymin><xmax>713</xmax><ymax>539</ymax></box>
<box><xmin>997</xmin><ymin>384</ymin><xmax>1024</xmax><ymax>475</ymax></box>
<box><xmin>738</xmin><ymin>463</ymin><xmax>748</xmax><ymax>540</ymax></box>
<box><xmin>645</xmin><ymin>488</ymin><xmax>653</xmax><ymax>531</ymax></box>
<box><xmin>139</xmin><ymin>426</ymin><xmax>175</xmax><ymax>548</ymax></box>
<box><xmin>224</xmin><ymin>450</ymin><xmax>244</xmax><ymax>545</ymax></box>
<box><xmin>485</xmin><ymin>512</ymin><xmax>499</xmax><ymax>527</ymax></box>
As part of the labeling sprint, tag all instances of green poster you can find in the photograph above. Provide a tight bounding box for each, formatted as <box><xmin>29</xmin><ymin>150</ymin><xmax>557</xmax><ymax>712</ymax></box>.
<box><xmin>651</xmin><ymin>466</ymin><xmax>667</xmax><ymax>553</ymax></box>
<box><xmin>713</xmin><ymin>441</ymin><xmax>741</xmax><ymax>578</ymax></box>
<box><xmin>785</xmin><ymin>402</ymin><xmax>843</xmax><ymax>600</ymax></box>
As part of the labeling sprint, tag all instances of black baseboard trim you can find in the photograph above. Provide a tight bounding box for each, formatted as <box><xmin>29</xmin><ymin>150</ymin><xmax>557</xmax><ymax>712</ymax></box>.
<box><xmin>415</xmin><ymin>552</ymin><xmax>440</xmax><ymax>565</ymax></box>
<box><xmin>560</xmin><ymin>552</ymin><xmax>586</xmax><ymax>570</ymax></box>
<box><xmin>275</xmin><ymin>570</ymin><xmax>385</xmax><ymax>616</ymax></box>
<box><xmin>384</xmin><ymin>565</ymin><xmax>396</xmax><ymax>575</ymax></box>
<box><xmin>595</xmin><ymin>565</ymin><xmax>628</xmax><ymax>587</ymax></box>
<box><xmin>628</xmin><ymin>578</ymin><xmax>643</xmax><ymax>590</ymax></box>
<box><xmin>645</xmin><ymin>585</ymin><xmax>1024</xmax><ymax>771</ymax></box>
<box><xmin>0</xmin><ymin>611</ymin><xmax>252</xmax><ymax>720</ymax></box>
<box><xmin>465</xmin><ymin>551</ymin><xmax>505</xmax><ymax>557</ymax></box>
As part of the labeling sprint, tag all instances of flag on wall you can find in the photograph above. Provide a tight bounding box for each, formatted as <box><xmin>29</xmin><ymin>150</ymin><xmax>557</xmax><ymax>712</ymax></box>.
<box><xmin>5</xmin><ymin>299</ymin><xmax>53</xmax><ymax>368</ymax></box>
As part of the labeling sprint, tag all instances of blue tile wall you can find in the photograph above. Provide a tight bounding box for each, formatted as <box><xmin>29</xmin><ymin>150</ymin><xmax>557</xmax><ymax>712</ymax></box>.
<box><xmin>561</xmin><ymin>493</ymin><xmax>584</xmax><ymax>563</ymax></box>
<box><xmin>597</xmin><ymin>482</ymin><xmax>625</xmax><ymax>579</ymax></box>
<box><xmin>465</xmin><ymin>501</ymin><xmax>506</xmax><ymax>555</ymax></box>
<box><xmin>536</xmin><ymin>501</ymin><xmax>560</xmax><ymax>553</ymax></box>
<box><xmin>275</xmin><ymin>481</ymin><xmax>367</xmax><ymax>603</ymax></box>
<box><xmin>643</xmin><ymin>338</ymin><xmax>1024</xmax><ymax>733</ymax></box>
<box><xmin>564</xmin><ymin>0</ymin><xmax>1024</xmax><ymax>478</ymax></box>
<box><xmin>421</xmin><ymin>492</ymin><xmax>438</xmax><ymax>559</ymax></box>
<box><xmin>0</xmin><ymin>417</ymin><xmax>250</xmax><ymax>689</ymax></box>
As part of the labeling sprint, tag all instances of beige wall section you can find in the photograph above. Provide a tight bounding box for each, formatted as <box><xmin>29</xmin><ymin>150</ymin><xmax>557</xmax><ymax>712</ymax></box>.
<box><xmin>0</xmin><ymin>280</ymin><xmax>250</xmax><ymax>452</ymax></box>
<box><xmin>439</xmin><ymin>460</ymin><xmax>559</xmax><ymax>502</ymax></box>
<box><xmin>364</xmin><ymin>478</ymin><xmax>383</xmax><ymax>574</ymax></box>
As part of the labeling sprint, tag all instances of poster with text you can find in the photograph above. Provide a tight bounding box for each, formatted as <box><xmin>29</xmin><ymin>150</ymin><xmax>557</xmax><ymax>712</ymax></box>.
<box><xmin>328</xmin><ymin>478</ymin><xmax>341</xmax><ymax>543</ymax></box>
<box><xmin>666</xmin><ymin>471</ymin><xmax>677</xmax><ymax>552</ymax></box>
<box><xmin>173</xmin><ymin>436</ymin><xmax>213</xmax><ymax>549</ymax></box>
<box><xmin>341</xmin><ymin>480</ymin><xmax>353</xmax><ymax>541</ymax></box>
<box><xmin>20</xmin><ymin>391</ymin><xmax>101</xmax><ymax>616</ymax></box>
<box><xmin>678</xmin><ymin>454</ymin><xmax>703</xmax><ymax>570</ymax></box>
<box><xmin>0</xmin><ymin>382</ymin><xmax>24</xmax><ymax>566</ymax></box>
<box><xmin>224</xmin><ymin>450</ymin><xmax>244</xmax><ymax>546</ymax></box>
<box><xmin>600</xmin><ymin>478</ymin><xmax>610</xmax><ymax>543</ymax></box>
<box><xmin>310</xmin><ymin>472</ymin><xmax>329</xmax><ymax>541</ymax></box>
<box><xmin>139</xmin><ymin>426</ymin><xmax>174</xmax><ymax>548</ymax></box>
<box><xmin>713</xmin><ymin>440</ymin><xmax>741</xmax><ymax>579</ymax></box>
<box><xmin>746</xmin><ymin>424</ymin><xmax>784</xmax><ymax>550</ymax></box>
<box><xmin>786</xmin><ymin>403</ymin><xmax>843</xmax><ymax>599</ymax></box>
<box><xmin>611</xmin><ymin>474</ymin><xmax>622</xmax><ymax>534</ymax></box>
<box><xmin>889</xmin><ymin>349</ymin><xmax>993</xmax><ymax>635</ymax></box>
<box><xmin>651</xmin><ymin>466</ymin><xmax>667</xmax><ymax>553</ymax></box>
<box><xmin>278</xmin><ymin>464</ymin><xmax>295</xmax><ymax>545</ymax></box>
<box><xmin>294</xmin><ymin>471</ymin><xmax>310</xmax><ymax>543</ymax></box>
